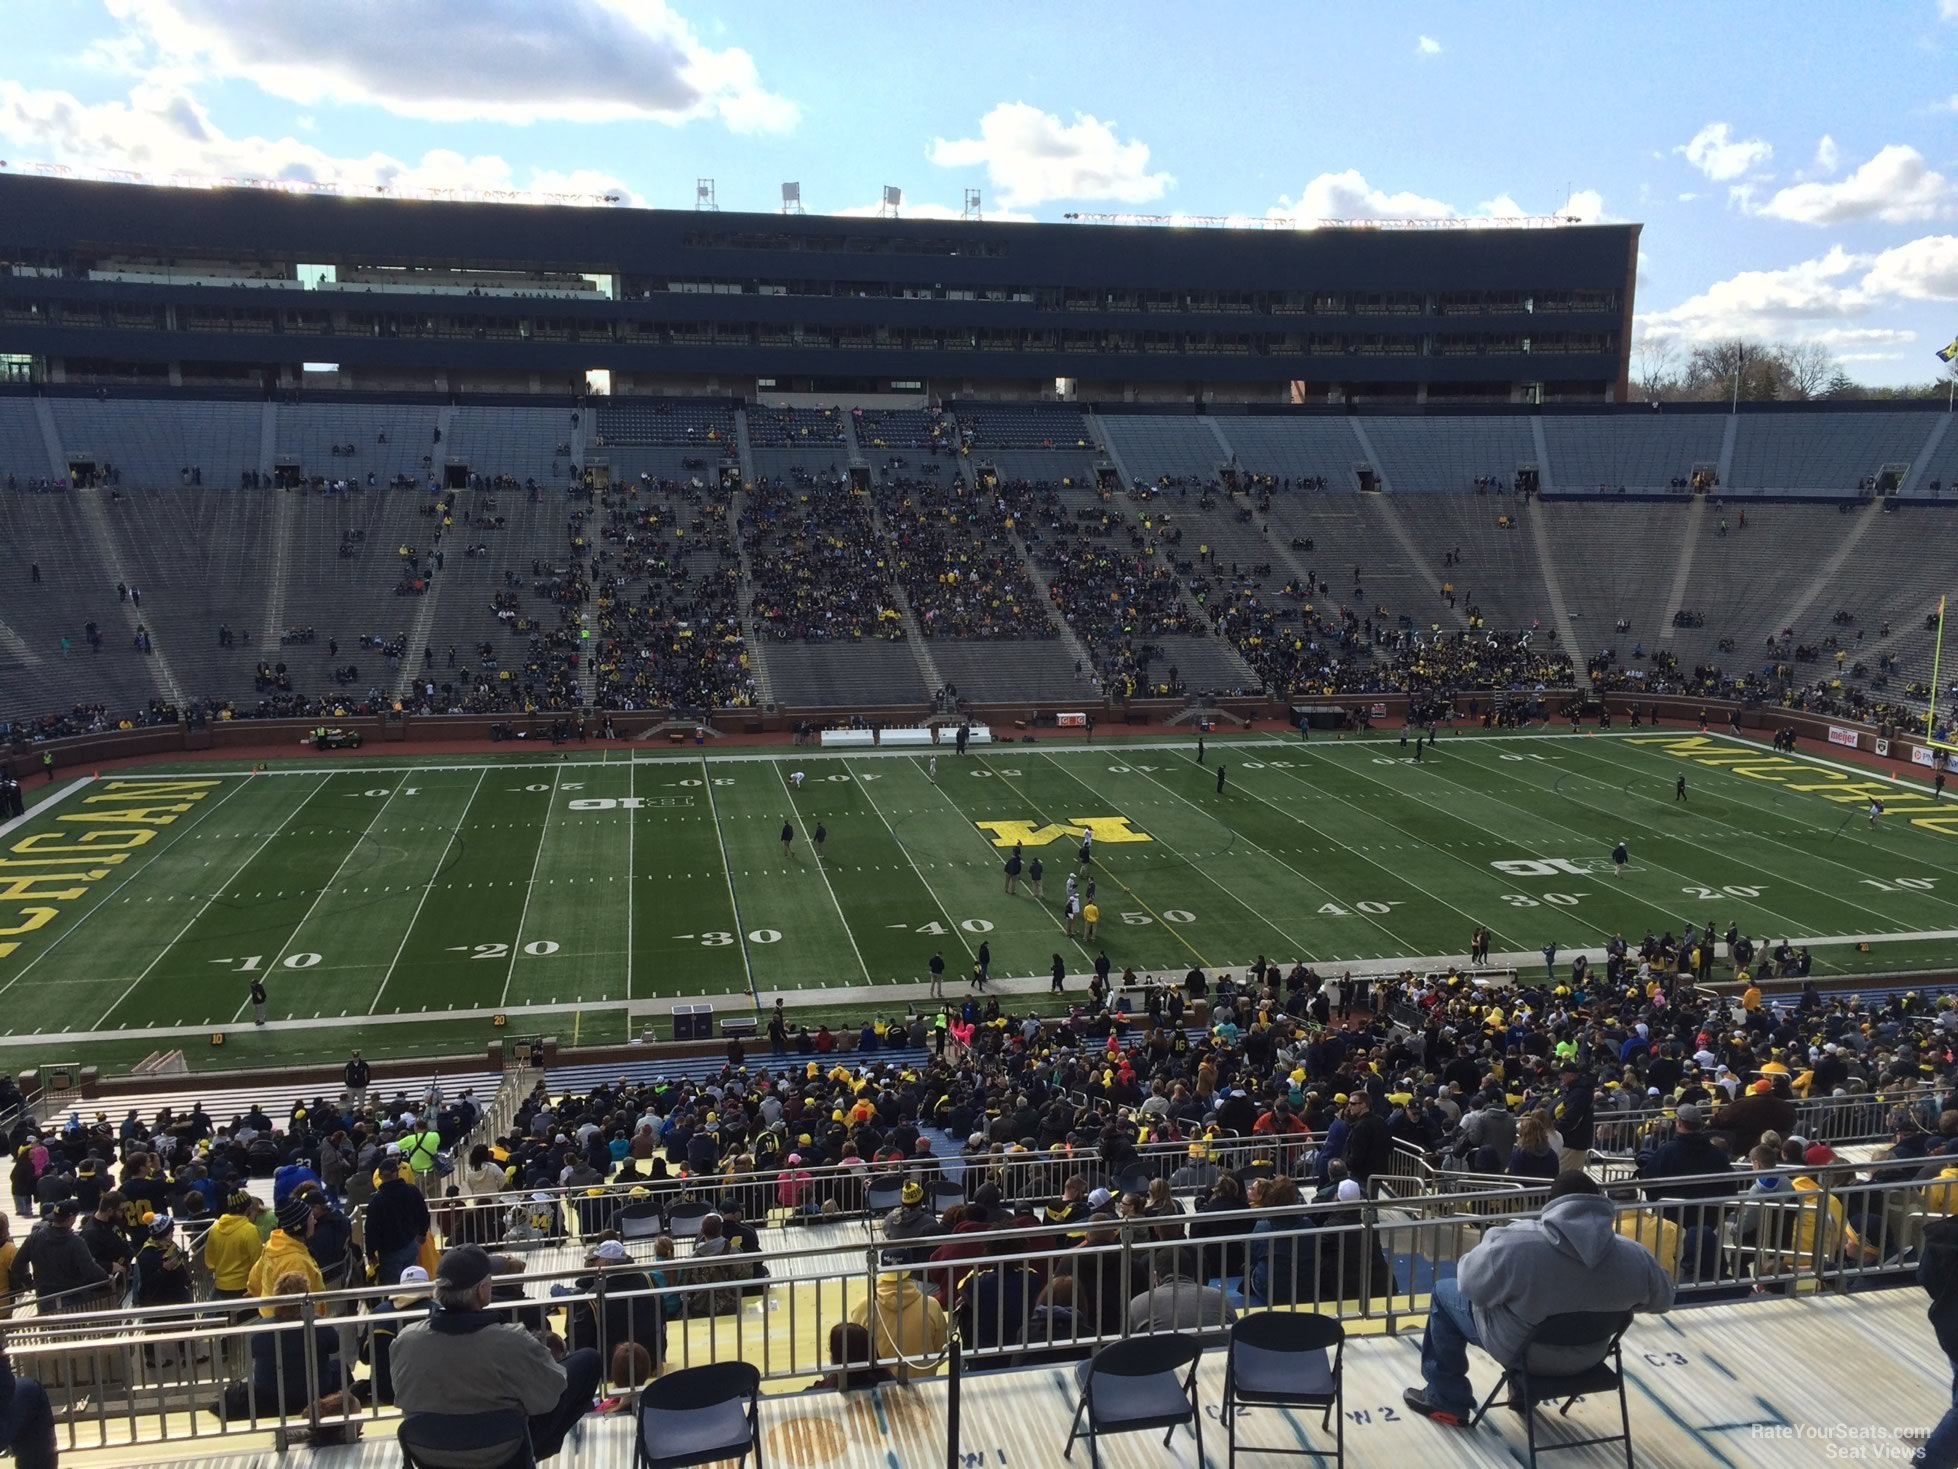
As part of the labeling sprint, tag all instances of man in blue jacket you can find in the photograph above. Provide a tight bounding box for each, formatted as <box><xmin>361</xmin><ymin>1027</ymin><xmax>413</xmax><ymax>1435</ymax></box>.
<box><xmin>1916</xmin><ymin>1215</ymin><xmax>1958</xmax><ymax>1468</ymax></box>
<box><xmin>0</xmin><ymin>1342</ymin><xmax>55</xmax><ymax>1469</ymax></box>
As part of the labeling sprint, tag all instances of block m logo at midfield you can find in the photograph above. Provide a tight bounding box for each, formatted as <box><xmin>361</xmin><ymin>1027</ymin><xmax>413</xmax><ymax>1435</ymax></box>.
<box><xmin>975</xmin><ymin>817</ymin><xmax>1152</xmax><ymax>849</ymax></box>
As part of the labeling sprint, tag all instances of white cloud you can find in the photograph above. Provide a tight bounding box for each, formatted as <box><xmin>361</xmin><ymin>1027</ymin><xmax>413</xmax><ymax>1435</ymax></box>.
<box><xmin>1810</xmin><ymin>326</ymin><xmax>1918</xmax><ymax>348</ymax></box>
<box><xmin>1416</xmin><ymin>35</ymin><xmax>1442</xmax><ymax>55</ymax></box>
<box><xmin>0</xmin><ymin>79</ymin><xmax>643</xmax><ymax>202</ymax></box>
<box><xmin>1272</xmin><ymin>169</ymin><xmax>1455</xmax><ymax>223</ymax></box>
<box><xmin>1936</xmin><ymin>95</ymin><xmax>1958</xmax><ymax>113</ymax></box>
<box><xmin>1637</xmin><ymin>245</ymin><xmax>1873</xmax><ymax>345</ymax></box>
<box><xmin>1813</xmin><ymin>135</ymin><xmax>1839</xmax><ymax>174</ymax></box>
<box><xmin>927</xmin><ymin>103</ymin><xmax>1171</xmax><ymax>207</ymax></box>
<box><xmin>1755</xmin><ymin>143</ymin><xmax>1956</xmax><ymax>225</ymax></box>
<box><xmin>1676</xmin><ymin>121</ymin><xmax>1773</xmax><ymax>181</ymax></box>
<box><xmin>1861</xmin><ymin>234</ymin><xmax>1958</xmax><ymax>299</ymax></box>
<box><xmin>101</xmin><ymin>0</ymin><xmax>797</xmax><ymax>131</ymax></box>
<box><xmin>1560</xmin><ymin>188</ymin><xmax>1611</xmax><ymax>223</ymax></box>
<box><xmin>1267</xmin><ymin>171</ymin><xmax>1613</xmax><ymax>226</ymax></box>
<box><xmin>1677</xmin><ymin>191</ymin><xmax>1701</xmax><ymax>202</ymax></box>
<box><xmin>829</xmin><ymin>198</ymin><xmax>1035</xmax><ymax>224</ymax></box>
<box><xmin>1943</xmin><ymin>0</ymin><xmax>1958</xmax><ymax>20</ymax></box>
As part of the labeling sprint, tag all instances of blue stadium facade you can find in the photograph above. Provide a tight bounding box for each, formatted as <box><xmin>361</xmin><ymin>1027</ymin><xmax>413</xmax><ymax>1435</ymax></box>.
<box><xmin>0</xmin><ymin>173</ymin><xmax>1637</xmax><ymax>403</ymax></box>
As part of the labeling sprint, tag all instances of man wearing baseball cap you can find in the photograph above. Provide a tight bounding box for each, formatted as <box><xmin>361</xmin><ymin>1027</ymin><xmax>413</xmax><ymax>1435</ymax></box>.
<box><xmin>391</xmin><ymin>1244</ymin><xmax>601</xmax><ymax>1461</ymax></box>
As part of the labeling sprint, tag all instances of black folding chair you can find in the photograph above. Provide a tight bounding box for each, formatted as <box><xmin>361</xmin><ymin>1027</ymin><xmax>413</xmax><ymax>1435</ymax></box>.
<box><xmin>399</xmin><ymin>1407</ymin><xmax>535</xmax><ymax>1469</ymax></box>
<box><xmin>617</xmin><ymin>1202</ymin><xmax>664</xmax><ymax>1240</ymax></box>
<box><xmin>634</xmin><ymin>1360</ymin><xmax>764</xmax><ymax>1469</ymax></box>
<box><xmin>1064</xmin><ymin>1333</ymin><xmax>1204</xmax><ymax>1469</ymax></box>
<box><xmin>1222</xmin><ymin>1310</ymin><xmax>1344</xmax><ymax>1467</ymax></box>
<box><xmin>666</xmin><ymin>1200</ymin><xmax>712</xmax><ymax>1241</ymax></box>
<box><xmin>1469</xmin><ymin>1309</ymin><xmax>1636</xmax><ymax>1469</ymax></box>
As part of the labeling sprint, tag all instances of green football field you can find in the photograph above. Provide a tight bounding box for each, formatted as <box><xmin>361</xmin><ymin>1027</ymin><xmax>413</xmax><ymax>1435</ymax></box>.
<box><xmin>2</xmin><ymin>727</ymin><xmax>1957</xmax><ymax>1074</ymax></box>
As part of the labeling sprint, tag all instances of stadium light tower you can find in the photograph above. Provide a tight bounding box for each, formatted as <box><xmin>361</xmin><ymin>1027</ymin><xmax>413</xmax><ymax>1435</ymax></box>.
<box><xmin>696</xmin><ymin>178</ymin><xmax>718</xmax><ymax>212</ymax></box>
<box><xmin>781</xmin><ymin>182</ymin><xmax>803</xmax><ymax>215</ymax></box>
<box><xmin>881</xmin><ymin>185</ymin><xmax>902</xmax><ymax>219</ymax></box>
<box><xmin>963</xmin><ymin>187</ymin><xmax>982</xmax><ymax>222</ymax></box>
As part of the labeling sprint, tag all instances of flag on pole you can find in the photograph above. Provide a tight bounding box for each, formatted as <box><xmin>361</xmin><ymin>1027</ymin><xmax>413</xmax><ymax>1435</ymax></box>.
<box><xmin>1938</xmin><ymin>336</ymin><xmax>1958</xmax><ymax>364</ymax></box>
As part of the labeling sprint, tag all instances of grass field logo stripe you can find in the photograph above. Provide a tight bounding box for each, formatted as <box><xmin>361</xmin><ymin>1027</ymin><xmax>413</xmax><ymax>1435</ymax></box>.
<box><xmin>844</xmin><ymin>756</ymin><xmax>975</xmax><ymax>965</ymax></box>
<box><xmin>983</xmin><ymin>754</ymin><xmax>1210</xmax><ymax>968</ymax></box>
<box><xmin>699</xmin><ymin>754</ymin><xmax>758</xmax><ymax>1001</ymax></box>
<box><xmin>500</xmin><ymin>765</ymin><xmax>561</xmax><ymax>1009</ymax></box>
<box><xmin>97</xmin><ymin>774</ymin><xmax>333</xmax><ymax>1031</ymax></box>
<box><xmin>903</xmin><ymin>755</ymin><xmax>1092</xmax><ymax>964</ymax></box>
<box><xmin>372</xmin><ymin>766</ymin><xmax>490</xmax><ymax>1015</ymax></box>
<box><xmin>773</xmin><ymin>759</ymin><xmax>874</xmax><ymax>988</ymax></box>
<box><xmin>0</xmin><ymin>775</ymin><xmax>251</xmax><ymax>1003</ymax></box>
<box><xmin>1443</xmin><ymin>735</ymin><xmax>1952</xmax><ymax>959</ymax></box>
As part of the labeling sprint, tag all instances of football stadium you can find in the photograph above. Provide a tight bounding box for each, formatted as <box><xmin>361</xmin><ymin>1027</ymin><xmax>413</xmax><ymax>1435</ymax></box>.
<box><xmin>4</xmin><ymin>14</ymin><xmax>1958</xmax><ymax>1465</ymax></box>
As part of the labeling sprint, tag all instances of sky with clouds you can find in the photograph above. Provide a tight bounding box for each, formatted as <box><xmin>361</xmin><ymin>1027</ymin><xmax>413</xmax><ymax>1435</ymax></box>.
<box><xmin>3</xmin><ymin>0</ymin><xmax>1958</xmax><ymax>383</ymax></box>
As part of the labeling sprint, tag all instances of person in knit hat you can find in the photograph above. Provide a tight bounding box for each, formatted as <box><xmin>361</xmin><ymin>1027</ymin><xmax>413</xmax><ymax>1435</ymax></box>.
<box><xmin>248</xmin><ymin>1190</ymin><xmax>324</xmax><ymax>1314</ymax></box>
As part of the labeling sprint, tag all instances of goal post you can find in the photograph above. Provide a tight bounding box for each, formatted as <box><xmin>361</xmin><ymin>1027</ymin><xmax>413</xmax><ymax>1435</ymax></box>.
<box><xmin>1929</xmin><ymin>595</ymin><xmax>1957</xmax><ymax>754</ymax></box>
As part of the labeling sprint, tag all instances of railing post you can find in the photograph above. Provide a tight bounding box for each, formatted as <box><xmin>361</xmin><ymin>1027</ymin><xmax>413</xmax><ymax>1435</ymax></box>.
<box><xmin>946</xmin><ymin>1337</ymin><xmax>962</xmax><ymax>1469</ymax></box>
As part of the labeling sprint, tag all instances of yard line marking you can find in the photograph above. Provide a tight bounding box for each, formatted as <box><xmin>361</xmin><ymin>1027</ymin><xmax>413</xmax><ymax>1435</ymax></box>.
<box><xmin>1441</xmin><ymin>739</ymin><xmax>1940</xmax><ymax>951</ymax></box>
<box><xmin>773</xmin><ymin>760</ymin><xmax>874</xmax><ymax>991</ymax></box>
<box><xmin>699</xmin><ymin>755</ymin><xmax>757</xmax><ymax>1002</ymax></box>
<box><xmin>900</xmin><ymin>756</ymin><xmax>1093</xmax><ymax>962</ymax></box>
<box><xmin>500</xmin><ymin>765</ymin><xmax>561</xmax><ymax>1008</ymax></box>
<box><xmin>1231</xmin><ymin>739</ymin><xmax>1531</xmax><ymax>950</ymax></box>
<box><xmin>843</xmin><ymin>756</ymin><xmax>975</xmax><ymax>964</ymax></box>
<box><xmin>1571</xmin><ymin>737</ymin><xmax>1958</xmax><ymax>892</ymax></box>
<box><xmin>99</xmin><ymin>774</ymin><xmax>333</xmax><ymax>1031</ymax></box>
<box><xmin>1030</xmin><ymin>752</ymin><xmax>1318</xmax><ymax>961</ymax></box>
<box><xmin>1107</xmin><ymin>759</ymin><xmax>1384</xmax><ymax>963</ymax></box>
<box><xmin>372</xmin><ymin>766</ymin><xmax>489</xmax><ymax>1015</ymax></box>
<box><xmin>625</xmin><ymin>751</ymin><xmax>636</xmax><ymax>1002</ymax></box>
<box><xmin>981</xmin><ymin>755</ymin><xmax>1209</xmax><ymax>967</ymax></box>
<box><xmin>0</xmin><ymin>773</ymin><xmax>258</xmax><ymax>1005</ymax></box>
<box><xmin>229</xmin><ymin>775</ymin><xmax>413</xmax><ymax>1023</ymax></box>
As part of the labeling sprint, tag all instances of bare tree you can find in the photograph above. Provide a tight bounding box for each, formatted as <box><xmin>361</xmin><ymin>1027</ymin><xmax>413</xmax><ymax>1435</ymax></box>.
<box><xmin>1633</xmin><ymin>336</ymin><xmax>1680</xmax><ymax>399</ymax></box>
<box><xmin>1779</xmin><ymin>340</ymin><xmax>1837</xmax><ymax>400</ymax></box>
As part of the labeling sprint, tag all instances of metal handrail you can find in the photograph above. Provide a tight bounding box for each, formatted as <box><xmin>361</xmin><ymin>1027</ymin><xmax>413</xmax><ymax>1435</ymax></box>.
<box><xmin>1</xmin><ymin>1165</ymin><xmax>1937</xmax><ymax>1458</ymax></box>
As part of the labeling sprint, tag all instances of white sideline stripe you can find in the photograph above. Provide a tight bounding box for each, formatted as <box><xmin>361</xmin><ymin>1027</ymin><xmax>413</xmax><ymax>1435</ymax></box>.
<box><xmin>89</xmin><ymin>727</ymin><xmax>1681</xmax><ymax>779</ymax></box>
<box><xmin>0</xmin><ymin>774</ymin><xmax>93</xmax><ymax>838</ymax></box>
<box><xmin>10</xmin><ymin>924</ymin><xmax>1958</xmax><ymax>1051</ymax></box>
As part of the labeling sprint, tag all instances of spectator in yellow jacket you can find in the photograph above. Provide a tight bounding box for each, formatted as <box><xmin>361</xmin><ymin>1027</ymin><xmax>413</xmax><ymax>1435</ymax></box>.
<box><xmin>248</xmin><ymin>1194</ymin><xmax>326</xmax><ymax>1316</ymax></box>
<box><xmin>848</xmin><ymin>1271</ymin><xmax>947</xmax><ymax>1381</ymax></box>
<box><xmin>203</xmin><ymin>1191</ymin><xmax>264</xmax><ymax>1296</ymax></box>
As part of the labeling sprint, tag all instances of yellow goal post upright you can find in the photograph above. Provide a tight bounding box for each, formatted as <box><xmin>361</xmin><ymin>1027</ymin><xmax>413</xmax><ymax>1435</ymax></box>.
<box><xmin>1928</xmin><ymin>595</ymin><xmax>1958</xmax><ymax>754</ymax></box>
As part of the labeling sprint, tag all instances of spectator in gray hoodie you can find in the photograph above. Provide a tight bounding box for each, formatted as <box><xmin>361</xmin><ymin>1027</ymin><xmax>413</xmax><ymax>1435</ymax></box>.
<box><xmin>392</xmin><ymin>1244</ymin><xmax>600</xmax><ymax>1461</ymax></box>
<box><xmin>1402</xmin><ymin>1171</ymin><xmax>1674</xmax><ymax>1427</ymax></box>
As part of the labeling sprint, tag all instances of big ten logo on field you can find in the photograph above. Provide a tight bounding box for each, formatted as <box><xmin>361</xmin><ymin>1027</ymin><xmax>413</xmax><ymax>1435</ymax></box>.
<box><xmin>974</xmin><ymin>816</ymin><xmax>1151</xmax><ymax>849</ymax></box>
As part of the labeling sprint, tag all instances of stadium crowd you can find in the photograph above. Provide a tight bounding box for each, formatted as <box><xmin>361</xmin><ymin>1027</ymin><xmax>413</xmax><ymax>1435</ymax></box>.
<box><xmin>589</xmin><ymin>478</ymin><xmax>756</xmax><ymax>710</ymax></box>
<box><xmin>873</xmin><ymin>476</ymin><xmax>1054</xmax><ymax>640</ymax></box>
<box><xmin>4</xmin><ymin>934</ymin><xmax>1955</xmax><ymax>1457</ymax></box>
<box><xmin>739</xmin><ymin>479</ymin><xmax>904</xmax><ymax>642</ymax></box>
